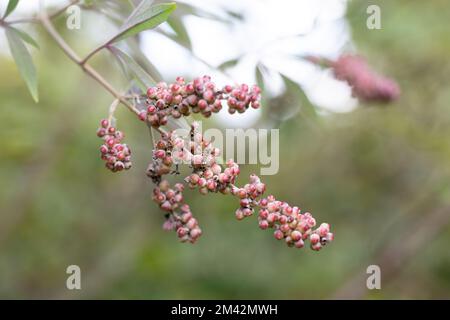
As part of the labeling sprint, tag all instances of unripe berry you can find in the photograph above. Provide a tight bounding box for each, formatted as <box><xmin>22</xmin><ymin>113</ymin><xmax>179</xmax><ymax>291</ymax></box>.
<box><xmin>317</xmin><ymin>223</ymin><xmax>330</xmax><ymax>237</ymax></box>
<box><xmin>294</xmin><ymin>239</ymin><xmax>305</xmax><ymax>248</ymax></box>
<box><xmin>147</xmin><ymin>105</ymin><xmax>156</xmax><ymax>114</ymax></box>
<box><xmin>154</xmin><ymin>149</ymin><xmax>165</xmax><ymax>159</ymax></box>
<box><xmin>97</xmin><ymin>128</ymin><xmax>106</xmax><ymax>137</ymax></box>
<box><xmin>177</xmin><ymin>227</ymin><xmax>188</xmax><ymax>238</ymax></box>
<box><xmin>159</xmin><ymin>180</ymin><xmax>170</xmax><ymax>192</ymax></box>
<box><xmin>235</xmin><ymin>209</ymin><xmax>244</xmax><ymax>220</ymax></box>
<box><xmin>138</xmin><ymin>111</ymin><xmax>147</xmax><ymax>121</ymax></box>
<box><xmin>106</xmin><ymin>138</ymin><xmax>115</xmax><ymax>147</ymax></box>
<box><xmin>100</xmin><ymin>119</ymin><xmax>109</xmax><ymax>128</ymax></box>
<box><xmin>207</xmin><ymin>180</ymin><xmax>217</xmax><ymax>191</ymax></box>
<box><xmin>251</xmin><ymin>101</ymin><xmax>260</xmax><ymax>109</ymax></box>
<box><xmin>240</xmin><ymin>198</ymin><xmax>250</xmax><ymax>208</ymax></box>
<box><xmin>198</xmin><ymin>99</ymin><xmax>208</xmax><ymax>110</ymax></box>
<box><xmin>290</xmin><ymin>230</ymin><xmax>302</xmax><ymax>242</ymax></box>
<box><xmin>310</xmin><ymin>233</ymin><xmax>320</xmax><ymax>245</ymax></box>
<box><xmin>198</xmin><ymin>178</ymin><xmax>206</xmax><ymax>187</ymax></box>
<box><xmin>274</xmin><ymin>230</ymin><xmax>284</xmax><ymax>240</ymax></box>
<box><xmin>160</xmin><ymin>201</ymin><xmax>172</xmax><ymax>211</ymax></box>
<box><xmin>190</xmin><ymin>227</ymin><xmax>202</xmax><ymax>240</ymax></box>
<box><xmin>186</xmin><ymin>218</ymin><xmax>198</xmax><ymax>229</ymax></box>
<box><xmin>326</xmin><ymin>232</ymin><xmax>334</xmax><ymax>242</ymax></box>
<box><xmin>242</xmin><ymin>207</ymin><xmax>253</xmax><ymax>217</ymax></box>
<box><xmin>185</xmin><ymin>83</ymin><xmax>194</xmax><ymax>94</ymax></box>
<box><xmin>259</xmin><ymin>209</ymin><xmax>269</xmax><ymax>219</ymax></box>
<box><xmin>259</xmin><ymin>220</ymin><xmax>269</xmax><ymax>230</ymax></box>
<box><xmin>280</xmin><ymin>223</ymin><xmax>290</xmax><ymax>233</ymax></box>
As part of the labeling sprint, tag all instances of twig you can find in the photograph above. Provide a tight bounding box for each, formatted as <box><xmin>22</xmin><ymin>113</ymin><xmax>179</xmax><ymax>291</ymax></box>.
<box><xmin>38</xmin><ymin>1</ymin><xmax>140</xmax><ymax>116</ymax></box>
<box><xmin>80</xmin><ymin>42</ymin><xmax>108</xmax><ymax>65</ymax></box>
<box><xmin>107</xmin><ymin>98</ymin><xmax>120</xmax><ymax>123</ymax></box>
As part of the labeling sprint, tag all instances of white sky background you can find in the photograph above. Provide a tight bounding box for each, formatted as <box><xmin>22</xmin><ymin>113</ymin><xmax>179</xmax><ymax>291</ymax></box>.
<box><xmin>0</xmin><ymin>0</ymin><xmax>357</xmax><ymax>126</ymax></box>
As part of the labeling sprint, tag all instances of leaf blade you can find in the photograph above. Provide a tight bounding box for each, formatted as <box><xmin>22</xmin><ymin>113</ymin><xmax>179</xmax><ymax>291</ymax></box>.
<box><xmin>109</xmin><ymin>46</ymin><xmax>156</xmax><ymax>89</ymax></box>
<box><xmin>5</xmin><ymin>27</ymin><xmax>38</xmax><ymax>102</ymax></box>
<box><xmin>9</xmin><ymin>27</ymin><xmax>40</xmax><ymax>49</ymax></box>
<box><xmin>3</xmin><ymin>0</ymin><xmax>19</xmax><ymax>19</ymax></box>
<box><xmin>166</xmin><ymin>15</ymin><xmax>191</xmax><ymax>50</ymax></box>
<box><xmin>110</xmin><ymin>2</ymin><xmax>176</xmax><ymax>44</ymax></box>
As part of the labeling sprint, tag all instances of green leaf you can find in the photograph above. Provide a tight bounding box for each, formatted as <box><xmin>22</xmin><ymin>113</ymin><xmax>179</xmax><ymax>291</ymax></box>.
<box><xmin>109</xmin><ymin>46</ymin><xmax>156</xmax><ymax>89</ymax></box>
<box><xmin>9</xmin><ymin>27</ymin><xmax>40</xmax><ymax>49</ymax></box>
<box><xmin>5</xmin><ymin>27</ymin><xmax>38</xmax><ymax>102</ymax></box>
<box><xmin>3</xmin><ymin>0</ymin><xmax>19</xmax><ymax>19</ymax></box>
<box><xmin>126</xmin><ymin>37</ymin><xmax>162</xmax><ymax>81</ymax></box>
<box><xmin>109</xmin><ymin>2</ymin><xmax>177</xmax><ymax>44</ymax></box>
<box><xmin>279</xmin><ymin>73</ymin><xmax>318</xmax><ymax>120</ymax></box>
<box><xmin>166</xmin><ymin>15</ymin><xmax>191</xmax><ymax>50</ymax></box>
<box><xmin>255</xmin><ymin>64</ymin><xmax>267</xmax><ymax>92</ymax></box>
<box><xmin>218</xmin><ymin>58</ymin><xmax>239</xmax><ymax>71</ymax></box>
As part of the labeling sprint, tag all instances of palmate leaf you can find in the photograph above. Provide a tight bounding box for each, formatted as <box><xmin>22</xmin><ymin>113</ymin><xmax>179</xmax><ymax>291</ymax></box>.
<box><xmin>5</xmin><ymin>27</ymin><xmax>38</xmax><ymax>102</ymax></box>
<box><xmin>108</xmin><ymin>1</ymin><xmax>176</xmax><ymax>44</ymax></box>
<box><xmin>3</xmin><ymin>0</ymin><xmax>19</xmax><ymax>19</ymax></box>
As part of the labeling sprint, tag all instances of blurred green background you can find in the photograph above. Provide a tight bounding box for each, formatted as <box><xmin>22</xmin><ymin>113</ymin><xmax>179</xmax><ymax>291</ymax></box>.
<box><xmin>1</xmin><ymin>0</ymin><xmax>450</xmax><ymax>299</ymax></box>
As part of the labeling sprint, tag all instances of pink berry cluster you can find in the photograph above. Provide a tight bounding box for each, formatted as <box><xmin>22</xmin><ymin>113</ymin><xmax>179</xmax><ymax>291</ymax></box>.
<box><xmin>146</xmin><ymin>131</ymin><xmax>185</xmax><ymax>183</ymax></box>
<box><xmin>138</xmin><ymin>75</ymin><xmax>261</xmax><ymax>128</ymax></box>
<box><xmin>96</xmin><ymin>119</ymin><xmax>131</xmax><ymax>172</ymax></box>
<box><xmin>232</xmin><ymin>174</ymin><xmax>266</xmax><ymax>220</ymax></box>
<box><xmin>184</xmin><ymin>123</ymin><xmax>240</xmax><ymax>195</ymax></box>
<box><xmin>163</xmin><ymin>203</ymin><xmax>202</xmax><ymax>243</ymax></box>
<box><xmin>142</xmin><ymin>123</ymin><xmax>333</xmax><ymax>249</ymax></box>
<box><xmin>223</xmin><ymin>83</ymin><xmax>261</xmax><ymax>114</ymax></box>
<box><xmin>154</xmin><ymin>180</ymin><xmax>202</xmax><ymax>243</ymax></box>
<box><xmin>95</xmin><ymin>75</ymin><xmax>334</xmax><ymax>250</ymax></box>
<box><xmin>152</xmin><ymin>180</ymin><xmax>184</xmax><ymax>212</ymax></box>
<box><xmin>258</xmin><ymin>195</ymin><xmax>334</xmax><ymax>251</ymax></box>
<box><xmin>331</xmin><ymin>54</ymin><xmax>400</xmax><ymax>103</ymax></box>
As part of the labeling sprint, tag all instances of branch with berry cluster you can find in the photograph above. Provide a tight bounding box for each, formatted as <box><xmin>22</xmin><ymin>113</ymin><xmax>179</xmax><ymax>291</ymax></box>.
<box><xmin>96</xmin><ymin>76</ymin><xmax>334</xmax><ymax>251</ymax></box>
<box><xmin>2</xmin><ymin>0</ymin><xmax>333</xmax><ymax>251</ymax></box>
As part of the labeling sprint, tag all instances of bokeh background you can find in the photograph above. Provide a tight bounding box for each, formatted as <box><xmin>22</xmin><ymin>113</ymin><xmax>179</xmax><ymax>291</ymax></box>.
<box><xmin>1</xmin><ymin>0</ymin><xmax>450</xmax><ymax>299</ymax></box>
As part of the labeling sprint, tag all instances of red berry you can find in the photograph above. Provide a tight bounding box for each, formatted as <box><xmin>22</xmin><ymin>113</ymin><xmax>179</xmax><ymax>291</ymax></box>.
<box><xmin>138</xmin><ymin>111</ymin><xmax>147</xmax><ymax>121</ymax></box>
<box><xmin>100</xmin><ymin>119</ymin><xmax>109</xmax><ymax>128</ymax></box>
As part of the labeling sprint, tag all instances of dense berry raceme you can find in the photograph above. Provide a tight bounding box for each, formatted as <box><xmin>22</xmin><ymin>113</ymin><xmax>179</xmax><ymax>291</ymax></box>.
<box><xmin>96</xmin><ymin>75</ymin><xmax>333</xmax><ymax>250</ymax></box>
<box><xmin>331</xmin><ymin>54</ymin><xmax>400</xmax><ymax>103</ymax></box>
<box><xmin>308</xmin><ymin>55</ymin><xmax>400</xmax><ymax>103</ymax></box>
<box><xmin>142</xmin><ymin>123</ymin><xmax>333</xmax><ymax>250</ymax></box>
<box><xmin>232</xmin><ymin>174</ymin><xmax>266</xmax><ymax>220</ymax></box>
<box><xmin>154</xmin><ymin>180</ymin><xmax>202</xmax><ymax>243</ymax></box>
<box><xmin>258</xmin><ymin>195</ymin><xmax>334</xmax><ymax>251</ymax></box>
<box><xmin>96</xmin><ymin>119</ymin><xmax>131</xmax><ymax>172</ymax></box>
<box><xmin>185</xmin><ymin>122</ymin><xmax>240</xmax><ymax>195</ymax></box>
<box><xmin>146</xmin><ymin>130</ymin><xmax>185</xmax><ymax>184</ymax></box>
<box><xmin>139</xmin><ymin>76</ymin><xmax>261</xmax><ymax>128</ymax></box>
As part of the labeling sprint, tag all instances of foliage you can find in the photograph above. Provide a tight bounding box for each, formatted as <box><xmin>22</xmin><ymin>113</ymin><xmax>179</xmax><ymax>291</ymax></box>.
<box><xmin>0</xmin><ymin>0</ymin><xmax>449</xmax><ymax>299</ymax></box>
